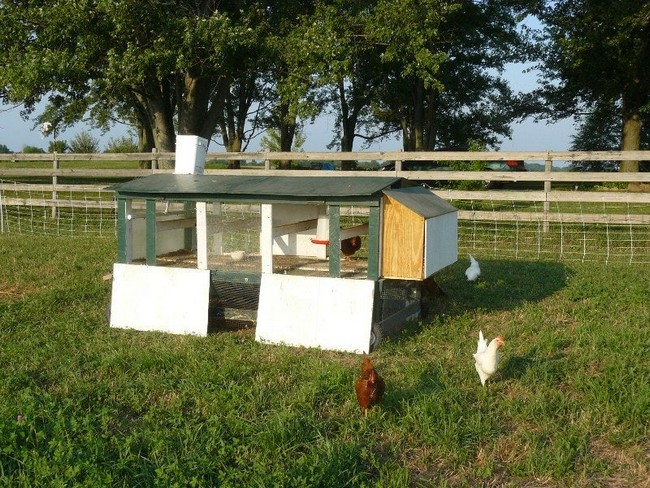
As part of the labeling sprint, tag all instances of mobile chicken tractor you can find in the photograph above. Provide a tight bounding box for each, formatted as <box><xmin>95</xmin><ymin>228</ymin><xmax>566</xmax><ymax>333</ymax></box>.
<box><xmin>109</xmin><ymin>139</ymin><xmax>458</xmax><ymax>353</ymax></box>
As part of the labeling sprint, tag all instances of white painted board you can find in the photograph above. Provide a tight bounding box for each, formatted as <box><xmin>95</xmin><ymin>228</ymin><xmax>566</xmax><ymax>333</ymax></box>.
<box><xmin>130</xmin><ymin>216</ymin><xmax>188</xmax><ymax>261</ymax></box>
<box><xmin>110</xmin><ymin>263</ymin><xmax>210</xmax><ymax>336</ymax></box>
<box><xmin>270</xmin><ymin>203</ymin><xmax>327</xmax><ymax>258</ymax></box>
<box><xmin>272</xmin><ymin>231</ymin><xmax>327</xmax><ymax>259</ymax></box>
<box><xmin>256</xmin><ymin>274</ymin><xmax>375</xmax><ymax>354</ymax></box>
<box><xmin>424</xmin><ymin>212</ymin><xmax>458</xmax><ymax>277</ymax></box>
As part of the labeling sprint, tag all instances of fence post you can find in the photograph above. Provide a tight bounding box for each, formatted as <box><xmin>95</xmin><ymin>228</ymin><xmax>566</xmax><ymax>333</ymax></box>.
<box><xmin>52</xmin><ymin>151</ymin><xmax>59</xmax><ymax>219</ymax></box>
<box><xmin>543</xmin><ymin>153</ymin><xmax>552</xmax><ymax>232</ymax></box>
<box><xmin>151</xmin><ymin>148</ymin><xmax>159</xmax><ymax>170</ymax></box>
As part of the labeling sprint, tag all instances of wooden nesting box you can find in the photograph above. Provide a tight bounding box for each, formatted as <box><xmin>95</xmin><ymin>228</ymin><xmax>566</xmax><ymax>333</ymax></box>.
<box><xmin>381</xmin><ymin>186</ymin><xmax>457</xmax><ymax>280</ymax></box>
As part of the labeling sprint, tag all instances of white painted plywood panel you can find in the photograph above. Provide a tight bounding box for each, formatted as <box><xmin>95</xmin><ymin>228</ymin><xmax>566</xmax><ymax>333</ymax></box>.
<box><xmin>256</xmin><ymin>274</ymin><xmax>375</xmax><ymax>354</ymax></box>
<box><xmin>110</xmin><ymin>263</ymin><xmax>210</xmax><ymax>336</ymax></box>
<box><xmin>272</xmin><ymin>232</ymin><xmax>327</xmax><ymax>259</ymax></box>
<box><xmin>424</xmin><ymin>213</ymin><xmax>458</xmax><ymax>277</ymax></box>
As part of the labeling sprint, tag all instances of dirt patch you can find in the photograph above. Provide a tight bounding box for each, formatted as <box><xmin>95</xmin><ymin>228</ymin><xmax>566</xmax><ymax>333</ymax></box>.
<box><xmin>588</xmin><ymin>437</ymin><xmax>650</xmax><ymax>487</ymax></box>
<box><xmin>0</xmin><ymin>283</ymin><xmax>39</xmax><ymax>301</ymax></box>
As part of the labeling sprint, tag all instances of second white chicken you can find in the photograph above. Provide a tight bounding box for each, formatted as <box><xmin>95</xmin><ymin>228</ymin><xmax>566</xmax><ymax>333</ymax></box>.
<box><xmin>465</xmin><ymin>254</ymin><xmax>480</xmax><ymax>281</ymax></box>
<box><xmin>473</xmin><ymin>330</ymin><xmax>504</xmax><ymax>386</ymax></box>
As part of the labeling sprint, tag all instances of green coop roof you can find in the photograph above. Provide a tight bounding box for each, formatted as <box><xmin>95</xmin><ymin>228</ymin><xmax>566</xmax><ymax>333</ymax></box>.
<box><xmin>113</xmin><ymin>173</ymin><xmax>402</xmax><ymax>204</ymax></box>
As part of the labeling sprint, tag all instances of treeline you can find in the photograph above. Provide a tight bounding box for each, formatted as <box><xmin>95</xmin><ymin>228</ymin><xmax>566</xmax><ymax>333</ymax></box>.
<box><xmin>0</xmin><ymin>1</ymin><xmax>648</xmax><ymax>171</ymax></box>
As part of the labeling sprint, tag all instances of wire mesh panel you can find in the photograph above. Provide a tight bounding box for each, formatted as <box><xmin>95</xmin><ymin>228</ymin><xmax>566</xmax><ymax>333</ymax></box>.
<box><xmin>2</xmin><ymin>178</ymin><xmax>648</xmax><ymax>264</ymax></box>
<box><xmin>0</xmin><ymin>179</ymin><xmax>116</xmax><ymax>236</ymax></box>
<box><xmin>206</xmin><ymin>202</ymin><xmax>262</xmax><ymax>275</ymax></box>
<box><xmin>456</xmin><ymin>199</ymin><xmax>650</xmax><ymax>264</ymax></box>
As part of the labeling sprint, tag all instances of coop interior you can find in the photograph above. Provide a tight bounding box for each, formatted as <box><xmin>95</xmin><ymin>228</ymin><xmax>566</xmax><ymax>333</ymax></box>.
<box><xmin>126</xmin><ymin>199</ymin><xmax>372</xmax><ymax>329</ymax></box>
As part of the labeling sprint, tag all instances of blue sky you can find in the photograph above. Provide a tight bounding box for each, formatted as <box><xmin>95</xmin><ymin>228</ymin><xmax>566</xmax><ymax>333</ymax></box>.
<box><xmin>0</xmin><ymin>63</ymin><xmax>575</xmax><ymax>153</ymax></box>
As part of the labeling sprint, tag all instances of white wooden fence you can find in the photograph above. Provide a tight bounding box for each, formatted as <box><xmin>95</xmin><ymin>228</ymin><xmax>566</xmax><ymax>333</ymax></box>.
<box><xmin>1</xmin><ymin>151</ymin><xmax>649</xmax><ymax>263</ymax></box>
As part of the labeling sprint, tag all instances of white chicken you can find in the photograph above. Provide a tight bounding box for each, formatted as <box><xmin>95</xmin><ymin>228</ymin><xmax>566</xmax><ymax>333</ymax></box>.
<box><xmin>473</xmin><ymin>330</ymin><xmax>504</xmax><ymax>386</ymax></box>
<box><xmin>465</xmin><ymin>254</ymin><xmax>481</xmax><ymax>282</ymax></box>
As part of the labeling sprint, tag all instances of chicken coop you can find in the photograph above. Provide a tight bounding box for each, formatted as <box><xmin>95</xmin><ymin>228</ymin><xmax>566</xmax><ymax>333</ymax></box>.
<box><xmin>109</xmin><ymin>152</ymin><xmax>458</xmax><ymax>353</ymax></box>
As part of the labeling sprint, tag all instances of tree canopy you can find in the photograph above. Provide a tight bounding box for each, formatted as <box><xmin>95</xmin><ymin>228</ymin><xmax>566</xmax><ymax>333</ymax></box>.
<box><xmin>7</xmin><ymin>0</ymin><xmax>627</xmax><ymax>161</ymax></box>
<box><xmin>533</xmin><ymin>0</ymin><xmax>650</xmax><ymax>172</ymax></box>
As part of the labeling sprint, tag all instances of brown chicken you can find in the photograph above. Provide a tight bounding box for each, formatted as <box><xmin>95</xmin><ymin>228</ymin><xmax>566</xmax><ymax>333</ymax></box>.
<box><xmin>355</xmin><ymin>356</ymin><xmax>385</xmax><ymax>416</ymax></box>
<box><xmin>341</xmin><ymin>235</ymin><xmax>362</xmax><ymax>259</ymax></box>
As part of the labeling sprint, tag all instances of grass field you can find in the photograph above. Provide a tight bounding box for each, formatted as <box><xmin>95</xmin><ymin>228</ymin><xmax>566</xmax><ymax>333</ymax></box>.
<box><xmin>1</xmin><ymin>235</ymin><xmax>649</xmax><ymax>486</ymax></box>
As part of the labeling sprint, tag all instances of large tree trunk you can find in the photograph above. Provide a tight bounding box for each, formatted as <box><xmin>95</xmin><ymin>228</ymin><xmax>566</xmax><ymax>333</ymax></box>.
<box><xmin>412</xmin><ymin>79</ymin><xmax>425</xmax><ymax>151</ymax></box>
<box><xmin>620</xmin><ymin>88</ymin><xmax>644</xmax><ymax>190</ymax></box>
<box><xmin>424</xmin><ymin>88</ymin><xmax>439</xmax><ymax>150</ymax></box>
<box><xmin>178</xmin><ymin>73</ymin><xmax>211</xmax><ymax>135</ymax></box>
<box><xmin>339</xmin><ymin>80</ymin><xmax>358</xmax><ymax>170</ymax></box>
<box><xmin>132</xmin><ymin>102</ymin><xmax>155</xmax><ymax>168</ymax></box>
<box><xmin>401</xmin><ymin>79</ymin><xmax>427</xmax><ymax>152</ymax></box>
<box><xmin>277</xmin><ymin>101</ymin><xmax>295</xmax><ymax>169</ymax></box>
<box><xmin>136</xmin><ymin>88</ymin><xmax>175</xmax><ymax>168</ymax></box>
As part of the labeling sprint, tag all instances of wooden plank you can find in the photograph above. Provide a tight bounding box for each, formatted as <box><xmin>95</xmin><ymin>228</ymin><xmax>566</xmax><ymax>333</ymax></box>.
<box><xmin>146</xmin><ymin>200</ymin><xmax>157</xmax><ymax>265</ymax></box>
<box><xmin>329</xmin><ymin>206</ymin><xmax>341</xmax><ymax>278</ymax></box>
<box><xmin>110</xmin><ymin>264</ymin><xmax>210</xmax><ymax>336</ymax></box>
<box><xmin>457</xmin><ymin>210</ymin><xmax>650</xmax><ymax>225</ymax></box>
<box><xmin>0</xmin><ymin>183</ymin><xmax>115</xmax><ymax>192</ymax></box>
<box><xmin>0</xmin><ymin>168</ymin><xmax>155</xmax><ymax>177</ymax></box>
<box><xmin>0</xmin><ymin>197</ymin><xmax>116</xmax><ymax>209</ymax></box>
<box><xmin>260</xmin><ymin>204</ymin><xmax>273</xmax><ymax>274</ymax></box>
<box><xmin>272</xmin><ymin>218</ymin><xmax>317</xmax><ymax>237</ymax></box>
<box><xmin>433</xmin><ymin>189</ymin><xmax>650</xmax><ymax>204</ymax></box>
<box><xmin>3</xmin><ymin>149</ymin><xmax>650</xmax><ymax>164</ymax></box>
<box><xmin>256</xmin><ymin>273</ymin><xmax>376</xmax><ymax>354</ymax></box>
<box><xmin>381</xmin><ymin>194</ymin><xmax>424</xmax><ymax>280</ymax></box>
<box><xmin>367</xmin><ymin>206</ymin><xmax>381</xmax><ymax>281</ymax></box>
<box><xmin>117</xmin><ymin>198</ymin><xmax>128</xmax><ymax>263</ymax></box>
<box><xmin>196</xmin><ymin>202</ymin><xmax>208</xmax><ymax>270</ymax></box>
<box><xmin>401</xmin><ymin>171</ymin><xmax>650</xmax><ymax>183</ymax></box>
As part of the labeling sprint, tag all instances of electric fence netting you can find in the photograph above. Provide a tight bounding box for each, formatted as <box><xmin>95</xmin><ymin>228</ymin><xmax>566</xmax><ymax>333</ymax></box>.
<box><xmin>0</xmin><ymin>179</ymin><xmax>116</xmax><ymax>237</ymax></box>
<box><xmin>452</xmin><ymin>198</ymin><xmax>650</xmax><ymax>264</ymax></box>
<box><xmin>1</xmin><ymin>178</ymin><xmax>648</xmax><ymax>264</ymax></box>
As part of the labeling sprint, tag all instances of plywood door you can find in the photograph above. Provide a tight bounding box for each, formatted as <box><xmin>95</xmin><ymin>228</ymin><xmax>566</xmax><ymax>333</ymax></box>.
<box><xmin>381</xmin><ymin>195</ymin><xmax>424</xmax><ymax>280</ymax></box>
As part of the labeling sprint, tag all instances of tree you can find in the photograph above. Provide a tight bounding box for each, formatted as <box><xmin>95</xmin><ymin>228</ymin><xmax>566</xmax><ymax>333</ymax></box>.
<box><xmin>534</xmin><ymin>1</ymin><xmax>650</xmax><ymax>174</ymax></box>
<box><xmin>570</xmin><ymin>100</ymin><xmax>650</xmax><ymax>172</ymax></box>
<box><xmin>105</xmin><ymin>136</ymin><xmax>139</xmax><ymax>153</ymax></box>
<box><xmin>367</xmin><ymin>0</ymin><xmax>527</xmax><ymax>152</ymax></box>
<box><xmin>22</xmin><ymin>146</ymin><xmax>46</xmax><ymax>154</ymax></box>
<box><xmin>0</xmin><ymin>143</ymin><xmax>11</xmax><ymax>153</ymax></box>
<box><xmin>0</xmin><ymin>1</ymin><xmax>259</xmax><ymax>167</ymax></box>
<box><xmin>70</xmin><ymin>131</ymin><xmax>100</xmax><ymax>153</ymax></box>
<box><xmin>258</xmin><ymin>1</ymin><xmax>320</xmax><ymax>167</ymax></box>
<box><xmin>48</xmin><ymin>141</ymin><xmax>69</xmax><ymax>153</ymax></box>
<box><xmin>301</xmin><ymin>0</ymin><xmax>385</xmax><ymax>158</ymax></box>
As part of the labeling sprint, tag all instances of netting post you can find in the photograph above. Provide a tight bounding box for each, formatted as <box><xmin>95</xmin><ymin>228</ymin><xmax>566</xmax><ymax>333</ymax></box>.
<box><xmin>52</xmin><ymin>152</ymin><xmax>59</xmax><ymax>220</ymax></box>
<box><xmin>0</xmin><ymin>184</ymin><xmax>4</xmax><ymax>233</ymax></box>
<box><xmin>543</xmin><ymin>154</ymin><xmax>552</xmax><ymax>232</ymax></box>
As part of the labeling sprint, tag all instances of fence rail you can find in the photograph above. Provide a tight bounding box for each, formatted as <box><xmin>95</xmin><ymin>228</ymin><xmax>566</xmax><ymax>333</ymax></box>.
<box><xmin>2</xmin><ymin>151</ymin><xmax>649</xmax><ymax>263</ymax></box>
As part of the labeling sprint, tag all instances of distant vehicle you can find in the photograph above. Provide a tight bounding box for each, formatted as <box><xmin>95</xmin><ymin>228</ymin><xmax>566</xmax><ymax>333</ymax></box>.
<box><xmin>486</xmin><ymin>160</ymin><xmax>527</xmax><ymax>172</ymax></box>
<box><xmin>378</xmin><ymin>160</ymin><xmax>452</xmax><ymax>172</ymax></box>
<box><xmin>379</xmin><ymin>159</ymin><xmax>527</xmax><ymax>188</ymax></box>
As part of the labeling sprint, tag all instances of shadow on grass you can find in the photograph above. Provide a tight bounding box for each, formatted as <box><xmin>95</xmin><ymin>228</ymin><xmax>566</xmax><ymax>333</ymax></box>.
<box><xmin>386</xmin><ymin>259</ymin><xmax>570</xmax><ymax>349</ymax></box>
<box><xmin>426</xmin><ymin>259</ymin><xmax>570</xmax><ymax>315</ymax></box>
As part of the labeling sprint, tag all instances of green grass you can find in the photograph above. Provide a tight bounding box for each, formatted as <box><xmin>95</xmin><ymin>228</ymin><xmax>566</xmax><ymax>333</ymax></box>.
<box><xmin>1</xmin><ymin>235</ymin><xmax>649</xmax><ymax>486</ymax></box>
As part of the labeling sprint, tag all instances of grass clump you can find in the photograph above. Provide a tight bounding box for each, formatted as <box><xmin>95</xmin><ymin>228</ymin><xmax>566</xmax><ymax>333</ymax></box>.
<box><xmin>0</xmin><ymin>235</ymin><xmax>649</xmax><ymax>486</ymax></box>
